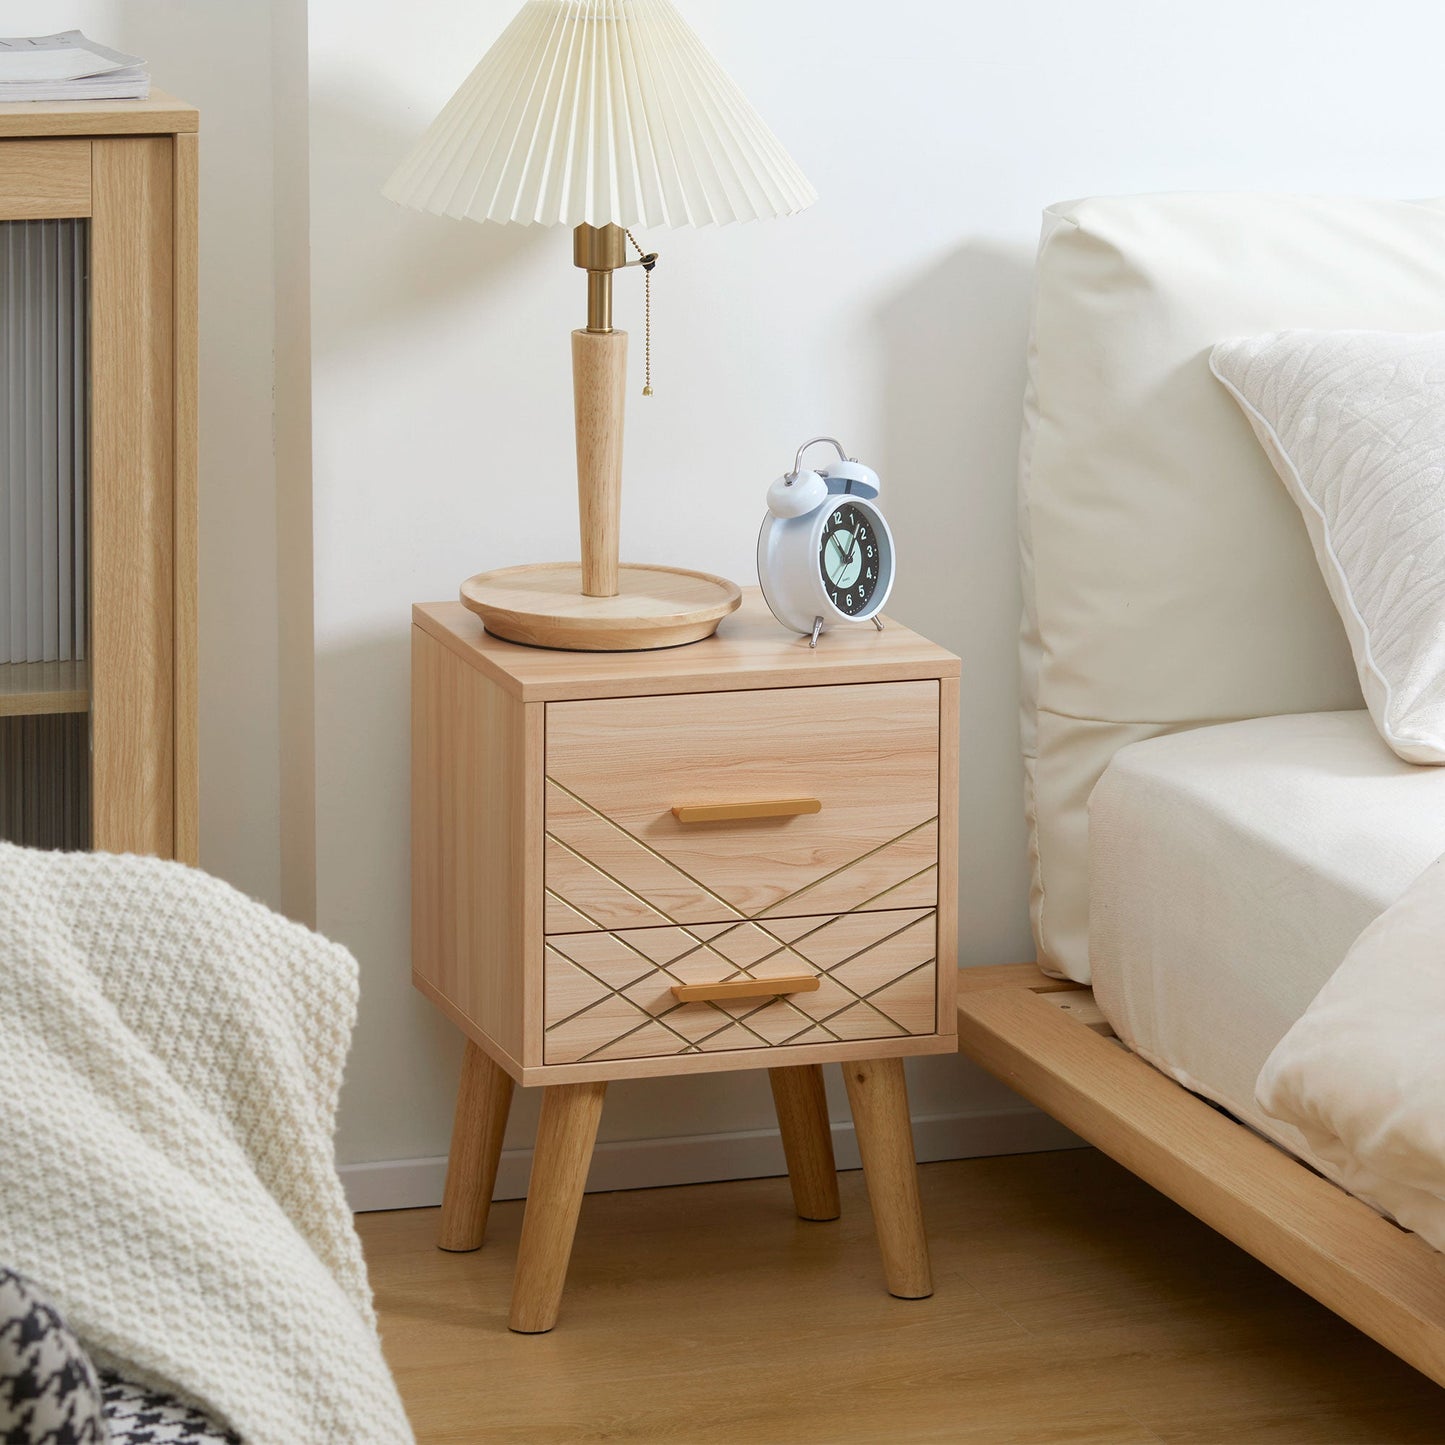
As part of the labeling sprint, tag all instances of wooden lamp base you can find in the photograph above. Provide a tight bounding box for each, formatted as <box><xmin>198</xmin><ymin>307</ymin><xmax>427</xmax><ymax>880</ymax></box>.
<box><xmin>460</xmin><ymin>562</ymin><xmax>741</xmax><ymax>651</ymax></box>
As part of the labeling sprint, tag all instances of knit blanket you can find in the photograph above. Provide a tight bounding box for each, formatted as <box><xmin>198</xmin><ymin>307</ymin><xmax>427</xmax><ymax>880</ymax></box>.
<box><xmin>0</xmin><ymin>843</ymin><xmax>413</xmax><ymax>1444</ymax></box>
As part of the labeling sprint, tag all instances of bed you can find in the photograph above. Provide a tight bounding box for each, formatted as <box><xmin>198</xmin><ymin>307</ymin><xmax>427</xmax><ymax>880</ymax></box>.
<box><xmin>958</xmin><ymin>191</ymin><xmax>1445</xmax><ymax>1387</ymax></box>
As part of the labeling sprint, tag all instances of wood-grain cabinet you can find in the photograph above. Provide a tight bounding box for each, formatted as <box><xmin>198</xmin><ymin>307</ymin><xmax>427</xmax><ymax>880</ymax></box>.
<box><xmin>412</xmin><ymin>593</ymin><xmax>961</xmax><ymax>1331</ymax></box>
<box><xmin>0</xmin><ymin>95</ymin><xmax>198</xmax><ymax>859</ymax></box>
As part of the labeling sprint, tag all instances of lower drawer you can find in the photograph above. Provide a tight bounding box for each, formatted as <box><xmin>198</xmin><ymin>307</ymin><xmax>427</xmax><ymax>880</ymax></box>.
<box><xmin>543</xmin><ymin>907</ymin><xmax>937</xmax><ymax>1065</ymax></box>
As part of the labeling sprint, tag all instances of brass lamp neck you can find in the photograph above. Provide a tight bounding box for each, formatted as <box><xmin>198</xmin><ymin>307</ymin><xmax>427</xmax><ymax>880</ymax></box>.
<box><xmin>573</xmin><ymin>222</ymin><xmax>657</xmax><ymax>335</ymax></box>
<box><xmin>585</xmin><ymin>270</ymin><xmax>613</xmax><ymax>332</ymax></box>
<box><xmin>574</xmin><ymin>223</ymin><xmax>627</xmax><ymax>333</ymax></box>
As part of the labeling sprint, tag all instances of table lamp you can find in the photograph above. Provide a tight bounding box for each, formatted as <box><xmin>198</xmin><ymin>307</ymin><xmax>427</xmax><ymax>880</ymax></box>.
<box><xmin>384</xmin><ymin>0</ymin><xmax>816</xmax><ymax>650</ymax></box>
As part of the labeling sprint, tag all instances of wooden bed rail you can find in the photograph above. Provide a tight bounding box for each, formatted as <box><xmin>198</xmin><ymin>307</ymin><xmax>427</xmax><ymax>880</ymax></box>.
<box><xmin>956</xmin><ymin>966</ymin><xmax>1445</xmax><ymax>1389</ymax></box>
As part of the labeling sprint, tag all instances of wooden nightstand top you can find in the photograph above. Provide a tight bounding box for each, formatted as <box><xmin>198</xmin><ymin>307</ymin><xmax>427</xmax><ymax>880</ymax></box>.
<box><xmin>413</xmin><ymin>588</ymin><xmax>960</xmax><ymax>702</ymax></box>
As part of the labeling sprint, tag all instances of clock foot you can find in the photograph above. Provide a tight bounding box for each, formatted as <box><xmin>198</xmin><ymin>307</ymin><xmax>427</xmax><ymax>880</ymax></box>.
<box><xmin>809</xmin><ymin>616</ymin><xmax>824</xmax><ymax>649</ymax></box>
<box><xmin>873</xmin><ymin>616</ymin><xmax>885</xmax><ymax>632</ymax></box>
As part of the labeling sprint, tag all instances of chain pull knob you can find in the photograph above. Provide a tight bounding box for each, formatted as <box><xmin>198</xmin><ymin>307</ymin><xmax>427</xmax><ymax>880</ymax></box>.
<box><xmin>624</xmin><ymin>228</ymin><xmax>656</xmax><ymax>397</ymax></box>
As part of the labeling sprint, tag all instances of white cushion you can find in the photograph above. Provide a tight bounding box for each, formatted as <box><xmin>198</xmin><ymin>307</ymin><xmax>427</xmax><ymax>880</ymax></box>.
<box><xmin>1211</xmin><ymin>330</ymin><xmax>1445</xmax><ymax>764</ymax></box>
<box><xmin>1021</xmin><ymin>193</ymin><xmax>1445</xmax><ymax>981</ymax></box>
<box><xmin>1257</xmin><ymin>853</ymin><xmax>1445</xmax><ymax>1252</ymax></box>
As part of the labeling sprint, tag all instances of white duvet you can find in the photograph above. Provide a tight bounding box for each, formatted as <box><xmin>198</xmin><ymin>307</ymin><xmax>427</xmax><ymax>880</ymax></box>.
<box><xmin>1258</xmin><ymin>853</ymin><xmax>1445</xmax><ymax>1251</ymax></box>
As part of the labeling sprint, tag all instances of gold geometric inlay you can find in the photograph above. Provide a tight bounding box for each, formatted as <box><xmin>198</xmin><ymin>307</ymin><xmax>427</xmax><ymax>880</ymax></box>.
<box><xmin>544</xmin><ymin>907</ymin><xmax>936</xmax><ymax>1065</ymax></box>
<box><xmin>544</xmin><ymin>776</ymin><xmax>937</xmax><ymax>936</ymax></box>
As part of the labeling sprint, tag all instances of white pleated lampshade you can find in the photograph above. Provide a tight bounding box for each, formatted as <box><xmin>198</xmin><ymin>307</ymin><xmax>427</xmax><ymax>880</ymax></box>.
<box><xmin>383</xmin><ymin>0</ymin><xmax>817</xmax><ymax>229</ymax></box>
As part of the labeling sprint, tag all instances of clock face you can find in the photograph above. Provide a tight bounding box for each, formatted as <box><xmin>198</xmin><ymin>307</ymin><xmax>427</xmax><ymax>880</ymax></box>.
<box><xmin>818</xmin><ymin>502</ymin><xmax>885</xmax><ymax>616</ymax></box>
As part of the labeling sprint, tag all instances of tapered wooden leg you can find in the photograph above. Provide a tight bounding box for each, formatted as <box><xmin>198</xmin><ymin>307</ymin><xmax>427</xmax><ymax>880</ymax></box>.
<box><xmin>438</xmin><ymin>1040</ymin><xmax>515</xmax><ymax>1252</ymax></box>
<box><xmin>843</xmin><ymin>1057</ymin><xmax>933</xmax><ymax>1299</ymax></box>
<box><xmin>509</xmin><ymin>1081</ymin><xmax>607</xmax><ymax>1334</ymax></box>
<box><xmin>769</xmin><ymin>1064</ymin><xmax>841</xmax><ymax>1221</ymax></box>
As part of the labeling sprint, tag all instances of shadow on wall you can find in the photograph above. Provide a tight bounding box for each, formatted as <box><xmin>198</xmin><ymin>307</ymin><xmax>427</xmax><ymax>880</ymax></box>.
<box><xmin>306</xmin><ymin>79</ymin><xmax>556</xmax><ymax>356</ymax></box>
<box><xmin>313</xmin><ymin>629</ymin><xmax>468</xmax><ymax>1158</ymax></box>
<box><xmin>875</xmin><ymin>241</ymin><xmax>1037</xmax><ymax>968</ymax></box>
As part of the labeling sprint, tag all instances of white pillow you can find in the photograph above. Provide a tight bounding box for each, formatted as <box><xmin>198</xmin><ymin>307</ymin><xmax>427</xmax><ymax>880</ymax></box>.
<box><xmin>1257</xmin><ymin>853</ymin><xmax>1445</xmax><ymax>1253</ymax></box>
<box><xmin>1211</xmin><ymin>330</ymin><xmax>1445</xmax><ymax>764</ymax></box>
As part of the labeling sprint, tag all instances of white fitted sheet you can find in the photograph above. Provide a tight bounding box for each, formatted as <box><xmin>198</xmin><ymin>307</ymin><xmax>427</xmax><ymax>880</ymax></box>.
<box><xmin>1090</xmin><ymin>710</ymin><xmax>1445</xmax><ymax>1170</ymax></box>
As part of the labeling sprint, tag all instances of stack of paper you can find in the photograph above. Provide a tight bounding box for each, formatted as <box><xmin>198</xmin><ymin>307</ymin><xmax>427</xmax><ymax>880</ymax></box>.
<box><xmin>0</xmin><ymin>31</ymin><xmax>149</xmax><ymax>103</ymax></box>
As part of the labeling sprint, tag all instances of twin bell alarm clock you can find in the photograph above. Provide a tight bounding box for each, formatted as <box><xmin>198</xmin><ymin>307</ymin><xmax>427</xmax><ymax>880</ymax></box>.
<box><xmin>757</xmin><ymin>437</ymin><xmax>895</xmax><ymax>646</ymax></box>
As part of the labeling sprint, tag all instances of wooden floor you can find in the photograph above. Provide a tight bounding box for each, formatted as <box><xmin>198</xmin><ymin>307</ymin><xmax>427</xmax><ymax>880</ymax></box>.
<box><xmin>358</xmin><ymin>1149</ymin><xmax>1445</xmax><ymax>1444</ymax></box>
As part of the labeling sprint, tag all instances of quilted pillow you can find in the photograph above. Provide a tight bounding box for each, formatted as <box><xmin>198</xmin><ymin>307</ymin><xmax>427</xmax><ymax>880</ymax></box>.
<box><xmin>1211</xmin><ymin>330</ymin><xmax>1445</xmax><ymax>764</ymax></box>
<box><xmin>0</xmin><ymin>1266</ymin><xmax>106</xmax><ymax>1444</ymax></box>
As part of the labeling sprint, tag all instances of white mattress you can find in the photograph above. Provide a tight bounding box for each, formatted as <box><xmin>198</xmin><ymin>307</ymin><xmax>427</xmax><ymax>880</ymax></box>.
<box><xmin>1090</xmin><ymin>710</ymin><xmax>1445</xmax><ymax>1169</ymax></box>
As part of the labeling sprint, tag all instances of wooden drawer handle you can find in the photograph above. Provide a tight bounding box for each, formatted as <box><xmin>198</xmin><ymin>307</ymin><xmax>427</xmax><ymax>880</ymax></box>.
<box><xmin>671</xmin><ymin>798</ymin><xmax>822</xmax><ymax>824</ymax></box>
<box><xmin>671</xmin><ymin>974</ymin><xmax>820</xmax><ymax>1004</ymax></box>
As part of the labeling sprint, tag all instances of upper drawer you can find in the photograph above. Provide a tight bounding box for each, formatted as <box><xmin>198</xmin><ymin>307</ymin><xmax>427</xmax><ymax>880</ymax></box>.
<box><xmin>544</xmin><ymin>680</ymin><xmax>939</xmax><ymax>932</ymax></box>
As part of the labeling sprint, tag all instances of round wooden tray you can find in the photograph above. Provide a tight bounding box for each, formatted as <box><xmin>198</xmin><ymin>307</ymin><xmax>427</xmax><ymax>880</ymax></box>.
<box><xmin>459</xmin><ymin>562</ymin><xmax>743</xmax><ymax>651</ymax></box>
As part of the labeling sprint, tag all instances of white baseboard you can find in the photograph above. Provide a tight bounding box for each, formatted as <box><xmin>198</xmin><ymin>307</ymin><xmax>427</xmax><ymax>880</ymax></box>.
<box><xmin>341</xmin><ymin>1105</ymin><xmax>1082</xmax><ymax>1213</ymax></box>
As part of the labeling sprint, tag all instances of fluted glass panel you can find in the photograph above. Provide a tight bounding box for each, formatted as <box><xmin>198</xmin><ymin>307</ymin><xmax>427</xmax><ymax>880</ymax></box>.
<box><xmin>0</xmin><ymin>216</ymin><xmax>90</xmax><ymax>850</ymax></box>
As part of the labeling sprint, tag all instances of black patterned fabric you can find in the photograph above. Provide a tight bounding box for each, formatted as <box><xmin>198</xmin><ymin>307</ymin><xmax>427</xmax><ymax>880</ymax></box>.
<box><xmin>97</xmin><ymin>1374</ymin><xmax>239</xmax><ymax>1445</ymax></box>
<box><xmin>0</xmin><ymin>1267</ymin><xmax>239</xmax><ymax>1445</ymax></box>
<box><xmin>0</xmin><ymin>1266</ymin><xmax>107</xmax><ymax>1445</ymax></box>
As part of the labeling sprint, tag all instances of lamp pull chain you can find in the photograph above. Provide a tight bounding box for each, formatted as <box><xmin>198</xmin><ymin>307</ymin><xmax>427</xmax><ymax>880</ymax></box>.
<box><xmin>624</xmin><ymin>228</ymin><xmax>656</xmax><ymax>396</ymax></box>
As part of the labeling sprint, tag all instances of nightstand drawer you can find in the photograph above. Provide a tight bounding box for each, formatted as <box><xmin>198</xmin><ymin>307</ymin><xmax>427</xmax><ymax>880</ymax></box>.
<box><xmin>544</xmin><ymin>908</ymin><xmax>937</xmax><ymax>1065</ymax></box>
<box><xmin>544</xmin><ymin>681</ymin><xmax>940</xmax><ymax>933</ymax></box>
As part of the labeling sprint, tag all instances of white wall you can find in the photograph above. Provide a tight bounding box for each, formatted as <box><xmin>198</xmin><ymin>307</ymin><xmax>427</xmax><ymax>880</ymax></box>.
<box><xmin>34</xmin><ymin>0</ymin><xmax>1443</xmax><ymax>1187</ymax></box>
<box><xmin>34</xmin><ymin>0</ymin><xmax>1445</xmax><ymax>1189</ymax></box>
<box><xmin>301</xmin><ymin>0</ymin><xmax>1445</xmax><ymax>1182</ymax></box>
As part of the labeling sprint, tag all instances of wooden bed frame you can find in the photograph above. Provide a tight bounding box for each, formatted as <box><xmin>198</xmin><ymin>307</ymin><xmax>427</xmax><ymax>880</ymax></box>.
<box><xmin>955</xmin><ymin>963</ymin><xmax>1445</xmax><ymax>1388</ymax></box>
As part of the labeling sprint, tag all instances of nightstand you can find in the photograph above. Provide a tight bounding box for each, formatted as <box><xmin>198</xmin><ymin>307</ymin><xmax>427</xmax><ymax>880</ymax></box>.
<box><xmin>411</xmin><ymin>590</ymin><xmax>960</xmax><ymax>1332</ymax></box>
